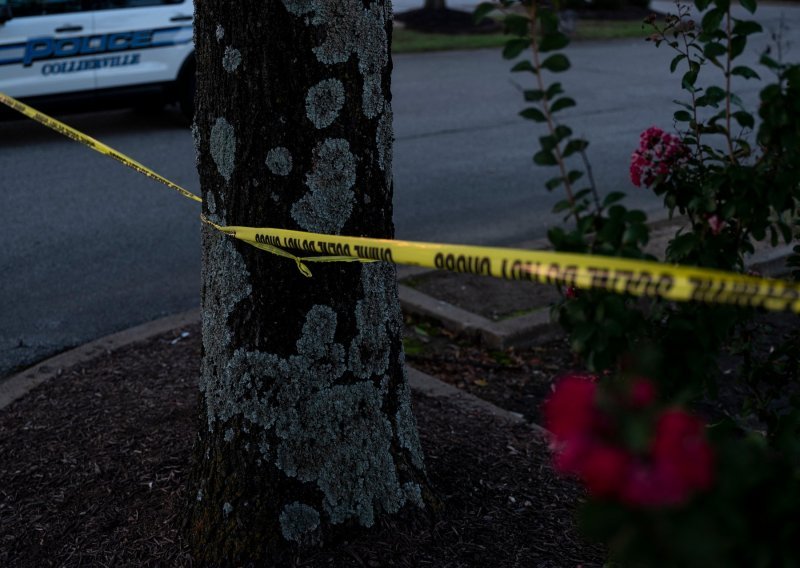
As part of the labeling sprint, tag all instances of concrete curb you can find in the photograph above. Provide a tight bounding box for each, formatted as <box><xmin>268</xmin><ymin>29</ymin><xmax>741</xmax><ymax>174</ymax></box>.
<box><xmin>0</xmin><ymin>308</ymin><xmax>200</xmax><ymax>411</ymax></box>
<box><xmin>407</xmin><ymin>366</ymin><xmax>550</xmax><ymax>436</ymax></box>
<box><xmin>398</xmin><ymin>284</ymin><xmax>561</xmax><ymax>349</ymax></box>
<box><xmin>0</xmin><ymin>308</ymin><xmax>542</xmax><ymax>434</ymax></box>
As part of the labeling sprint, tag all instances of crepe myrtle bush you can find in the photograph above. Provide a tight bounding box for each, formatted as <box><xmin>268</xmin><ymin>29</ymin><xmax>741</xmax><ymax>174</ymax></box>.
<box><xmin>544</xmin><ymin>371</ymin><xmax>800</xmax><ymax>567</ymax></box>
<box><xmin>479</xmin><ymin>0</ymin><xmax>800</xmax><ymax>564</ymax></box>
<box><xmin>479</xmin><ymin>0</ymin><xmax>800</xmax><ymax>389</ymax></box>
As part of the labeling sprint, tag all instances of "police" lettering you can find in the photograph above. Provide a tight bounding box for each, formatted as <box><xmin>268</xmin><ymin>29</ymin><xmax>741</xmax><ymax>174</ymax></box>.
<box><xmin>23</xmin><ymin>30</ymin><xmax>155</xmax><ymax>66</ymax></box>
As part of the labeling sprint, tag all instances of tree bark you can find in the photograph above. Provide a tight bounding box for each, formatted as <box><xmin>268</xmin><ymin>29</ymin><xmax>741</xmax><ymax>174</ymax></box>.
<box><xmin>184</xmin><ymin>1</ymin><xmax>427</xmax><ymax>564</ymax></box>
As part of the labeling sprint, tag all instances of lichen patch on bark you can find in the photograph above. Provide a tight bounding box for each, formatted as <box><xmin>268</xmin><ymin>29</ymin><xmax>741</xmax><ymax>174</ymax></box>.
<box><xmin>280</xmin><ymin>0</ymin><xmax>389</xmax><ymax>119</ymax></box>
<box><xmin>202</xmin><ymin>301</ymin><xmax>420</xmax><ymax>531</ymax></box>
<box><xmin>376</xmin><ymin>107</ymin><xmax>393</xmax><ymax>187</ymax></box>
<box><xmin>266</xmin><ymin>147</ymin><xmax>293</xmax><ymax>176</ymax></box>
<box><xmin>222</xmin><ymin>46</ymin><xmax>242</xmax><ymax>73</ymax></box>
<box><xmin>291</xmin><ymin>138</ymin><xmax>356</xmax><ymax>234</ymax></box>
<box><xmin>348</xmin><ymin>263</ymin><xmax>400</xmax><ymax>379</ymax></box>
<box><xmin>199</xmin><ymin>228</ymin><xmax>252</xmax><ymax>430</ymax></box>
<box><xmin>210</xmin><ymin>117</ymin><xmax>236</xmax><ymax>182</ymax></box>
<box><xmin>305</xmin><ymin>78</ymin><xmax>345</xmax><ymax>129</ymax></box>
<box><xmin>280</xmin><ymin>502</ymin><xmax>321</xmax><ymax>544</ymax></box>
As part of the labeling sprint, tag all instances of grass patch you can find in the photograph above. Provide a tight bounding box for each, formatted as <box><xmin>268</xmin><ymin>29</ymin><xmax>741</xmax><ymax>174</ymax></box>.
<box><xmin>574</xmin><ymin>19</ymin><xmax>651</xmax><ymax>40</ymax></box>
<box><xmin>393</xmin><ymin>28</ymin><xmax>508</xmax><ymax>53</ymax></box>
<box><xmin>392</xmin><ymin>20</ymin><xmax>651</xmax><ymax>54</ymax></box>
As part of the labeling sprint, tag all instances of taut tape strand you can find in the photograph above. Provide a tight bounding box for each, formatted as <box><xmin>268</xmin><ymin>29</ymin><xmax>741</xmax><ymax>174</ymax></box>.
<box><xmin>3</xmin><ymin>91</ymin><xmax>799</xmax><ymax>312</ymax></box>
<box><xmin>219</xmin><ymin>224</ymin><xmax>800</xmax><ymax>313</ymax></box>
<box><xmin>0</xmin><ymin>92</ymin><xmax>202</xmax><ymax>203</ymax></box>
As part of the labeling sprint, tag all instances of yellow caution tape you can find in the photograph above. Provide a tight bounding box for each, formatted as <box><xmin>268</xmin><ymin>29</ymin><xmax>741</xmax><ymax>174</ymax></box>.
<box><xmin>203</xmin><ymin>217</ymin><xmax>375</xmax><ymax>277</ymax></box>
<box><xmin>215</xmin><ymin>224</ymin><xmax>800</xmax><ymax>313</ymax></box>
<box><xmin>0</xmin><ymin>92</ymin><xmax>202</xmax><ymax>203</ymax></box>
<box><xmin>3</xmin><ymin>91</ymin><xmax>799</xmax><ymax>312</ymax></box>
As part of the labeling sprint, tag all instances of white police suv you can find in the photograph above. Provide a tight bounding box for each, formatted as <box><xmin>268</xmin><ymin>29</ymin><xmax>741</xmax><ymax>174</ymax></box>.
<box><xmin>0</xmin><ymin>0</ymin><xmax>195</xmax><ymax>117</ymax></box>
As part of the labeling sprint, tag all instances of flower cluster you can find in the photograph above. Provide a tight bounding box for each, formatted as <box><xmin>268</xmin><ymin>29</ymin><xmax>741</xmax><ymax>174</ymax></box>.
<box><xmin>630</xmin><ymin>126</ymin><xmax>688</xmax><ymax>187</ymax></box>
<box><xmin>544</xmin><ymin>374</ymin><xmax>714</xmax><ymax>507</ymax></box>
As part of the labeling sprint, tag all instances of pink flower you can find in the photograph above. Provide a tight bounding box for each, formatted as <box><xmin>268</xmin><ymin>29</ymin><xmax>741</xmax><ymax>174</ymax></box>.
<box><xmin>544</xmin><ymin>374</ymin><xmax>714</xmax><ymax>508</ymax></box>
<box><xmin>621</xmin><ymin>462</ymin><xmax>686</xmax><ymax>506</ymax></box>
<box><xmin>565</xmin><ymin>286</ymin><xmax>579</xmax><ymax>300</ymax></box>
<box><xmin>652</xmin><ymin>410</ymin><xmax>714</xmax><ymax>492</ymax></box>
<box><xmin>621</xmin><ymin>410</ymin><xmax>715</xmax><ymax>507</ymax></box>
<box><xmin>544</xmin><ymin>375</ymin><xmax>598</xmax><ymax>440</ymax></box>
<box><xmin>579</xmin><ymin>444</ymin><xmax>631</xmax><ymax>497</ymax></box>
<box><xmin>630</xmin><ymin>126</ymin><xmax>687</xmax><ymax>188</ymax></box>
<box><xmin>707</xmin><ymin>214</ymin><xmax>726</xmax><ymax>235</ymax></box>
<box><xmin>628</xmin><ymin>377</ymin><xmax>657</xmax><ymax>408</ymax></box>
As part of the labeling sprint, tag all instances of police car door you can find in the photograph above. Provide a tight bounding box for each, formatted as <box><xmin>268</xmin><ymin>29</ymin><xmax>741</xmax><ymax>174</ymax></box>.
<box><xmin>92</xmin><ymin>0</ymin><xmax>192</xmax><ymax>91</ymax></box>
<box><xmin>0</xmin><ymin>0</ymin><xmax>96</xmax><ymax>97</ymax></box>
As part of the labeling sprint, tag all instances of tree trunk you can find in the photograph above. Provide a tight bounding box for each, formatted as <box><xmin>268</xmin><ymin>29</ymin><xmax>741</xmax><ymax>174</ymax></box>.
<box><xmin>424</xmin><ymin>0</ymin><xmax>448</xmax><ymax>9</ymax></box>
<box><xmin>184</xmin><ymin>1</ymin><xmax>427</xmax><ymax>563</ymax></box>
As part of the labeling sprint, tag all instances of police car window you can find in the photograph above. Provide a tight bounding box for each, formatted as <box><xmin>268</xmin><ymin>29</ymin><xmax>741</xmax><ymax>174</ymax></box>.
<box><xmin>9</xmin><ymin>0</ymin><xmax>84</xmax><ymax>17</ymax></box>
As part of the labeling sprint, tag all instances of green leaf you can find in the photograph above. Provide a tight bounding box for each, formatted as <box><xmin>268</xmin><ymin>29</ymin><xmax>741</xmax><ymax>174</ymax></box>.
<box><xmin>670</xmin><ymin>54</ymin><xmax>686</xmax><ymax>73</ymax></box>
<box><xmin>504</xmin><ymin>13</ymin><xmax>531</xmax><ymax>36</ymax></box>
<box><xmin>739</xmin><ymin>0</ymin><xmax>756</xmax><ymax>13</ymax></box>
<box><xmin>540</xmin><ymin>54</ymin><xmax>571</xmax><ymax>72</ymax></box>
<box><xmin>510</xmin><ymin>60</ymin><xmax>536</xmax><ymax>73</ymax></box>
<box><xmin>524</xmin><ymin>89</ymin><xmax>545</xmax><ymax>102</ymax></box>
<box><xmin>539</xmin><ymin>32</ymin><xmax>570</xmax><ymax>52</ymax></box>
<box><xmin>546</xmin><ymin>83</ymin><xmax>564</xmax><ymax>99</ymax></box>
<box><xmin>534</xmin><ymin>149</ymin><xmax>558</xmax><ymax>166</ymax></box>
<box><xmin>545</xmin><ymin>176</ymin><xmax>563</xmax><ymax>191</ymax></box>
<box><xmin>760</xmin><ymin>54</ymin><xmax>781</xmax><ymax>71</ymax></box>
<box><xmin>733</xmin><ymin>110</ymin><xmax>754</xmax><ymax>129</ymax></box>
<box><xmin>519</xmin><ymin>107</ymin><xmax>547</xmax><ymax>122</ymax></box>
<box><xmin>701</xmin><ymin>8</ymin><xmax>725</xmax><ymax>33</ymax></box>
<box><xmin>730</xmin><ymin>35</ymin><xmax>747</xmax><ymax>59</ymax></box>
<box><xmin>674</xmin><ymin>110</ymin><xmax>692</xmax><ymax>122</ymax></box>
<box><xmin>553</xmin><ymin>198</ymin><xmax>573</xmax><ymax>213</ymax></box>
<box><xmin>695</xmin><ymin>0</ymin><xmax>712</xmax><ymax>10</ymax></box>
<box><xmin>603</xmin><ymin>191</ymin><xmax>626</xmax><ymax>207</ymax></box>
<box><xmin>567</xmin><ymin>170</ymin><xmax>584</xmax><ymax>183</ymax></box>
<box><xmin>563</xmin><ymin>138</ymin><xmax>589</xmax><ymax>157</ymax></box>
<box><xmin>502</xmin><ymin>38</ymin><xmax>531</xmax><ymax>59</ymax></box>
<box><xmin>550</xmin><ymin>97</ymin><xmax>576</xmax><ymax>113</ymax></box>
<box><xmin>704</xmin><ymin>42</ymin><xmax>727</xmax><ymax>59</ymax></box>
<box><xmin>733</xmin><ymin>19</ymin><xmax>762</xmax><ymax>35</ymax></box>
<box><xmin>540</xmin><ymin>9</ymin><xmax>559</xmax><ymax>34</ymax></box>
<box><xmin>667</xmin><ymin>233</ymin><xmax>697</xmax><ymax>260</ymax></box>
<box><xmin>539</xmin><ymin>134</ymin><xmax>557</xmax><ymax>151</ymax></box>
<box><xmin>682</xmin><ymin>68</ymin><xmax>699</xmax><ymax>89</ymax></box>
<box><xmin>473</xmin><ymin>2</ymin><xmax>495</xmax><ymax>24</ymax></box>
<box><xmin>705</xmin><ymin>85</ymin><xmax>727</xmax><ymax>104</ymax></box>
<box><xmin>554</xmin><ymin>125</ymin><xmax>572</xmax><ymax>141</ymax></box>
<box><xmin>625</xmin><ymin>210</ymin><xmax>647</xmax><ymax>223</ymax></box>
<box><xmin>731</xmin><ymin>65</ymin><xmax>760</xmax><ymax>80</ymax></box>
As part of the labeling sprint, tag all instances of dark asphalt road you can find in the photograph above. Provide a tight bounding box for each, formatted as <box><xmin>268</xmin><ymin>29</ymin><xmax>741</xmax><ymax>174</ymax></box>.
<box><xmin>2</xmin><ymin>6</ymin><xmax>798</xmax><ymax>376</ymax></box>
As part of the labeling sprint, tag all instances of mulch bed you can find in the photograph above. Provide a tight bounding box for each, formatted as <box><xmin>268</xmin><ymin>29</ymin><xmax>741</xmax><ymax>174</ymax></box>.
<box><xmin>406</xmin><ymin>309</ymin><xmax>800</xmax><ymax>430</ymax></box>
<box><xmin>404</xmin><ymin>313</ymin><xmax>578</xmax><ymax>424</ymax></box>
<box><xmin>0</xmin><ymin>324</ymin><xmax>604</xmax><ymax>567</ymax></box>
